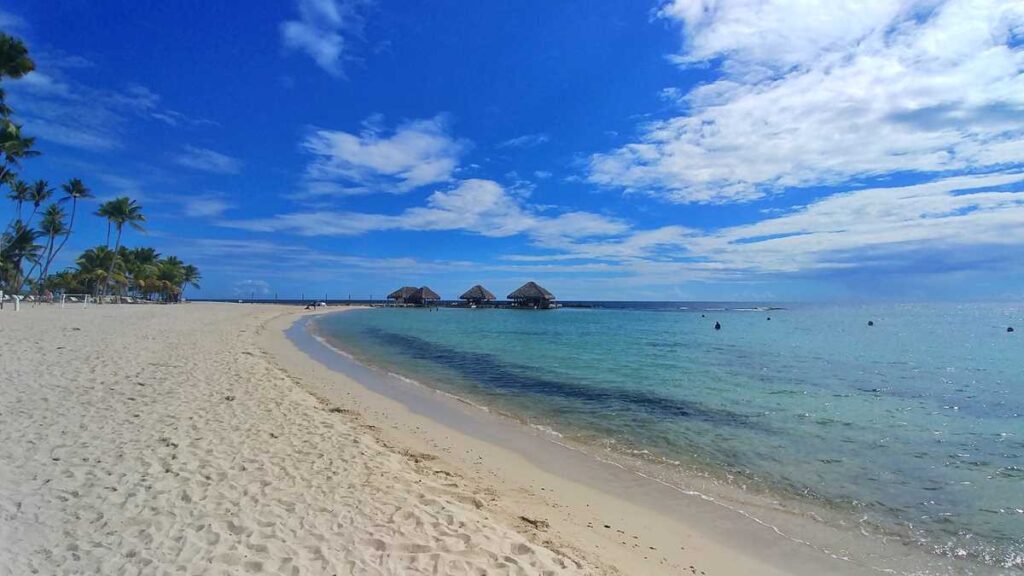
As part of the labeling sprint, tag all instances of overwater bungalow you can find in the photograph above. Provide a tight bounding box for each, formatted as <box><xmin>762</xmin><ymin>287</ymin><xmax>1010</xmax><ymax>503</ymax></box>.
<box><xmin>387</xmin><ymin>286</ymin><xmax>419</xmax><ymax>305</ymax></box>
<box><xmin>459</xmin><ymin>284</ymin><xmax>496</xmax><ymax>307</ymax></box>
<box><xmin>407</xmin><ymin>286</ymin><xmax>441</xmax><ymax>307</ymax></box>
<box><xmin>507</xmin><ymin>281</ymin><xmax>556</xmax><ymax>309</ymax></box>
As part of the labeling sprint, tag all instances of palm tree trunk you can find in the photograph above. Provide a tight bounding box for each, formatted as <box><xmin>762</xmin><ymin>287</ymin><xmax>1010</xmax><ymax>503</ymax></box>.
<box><xmin>22</xmin><ymin>233</ymin><xmax>53</xmax><ymax>293</ymax></box>
<box><xmin>104</xmin><ymin>225</ymin><xmax>123</xmax><ymax>298</ymax></box>
<box><xmin>36</xmin><ymin>233</ymin><xmax>57</xmax><ymax>294</ymax></box>
<box><xmin>50</xmin><ymin>197</ymin><xmax>77</xmax><ymax>272</ymax></box>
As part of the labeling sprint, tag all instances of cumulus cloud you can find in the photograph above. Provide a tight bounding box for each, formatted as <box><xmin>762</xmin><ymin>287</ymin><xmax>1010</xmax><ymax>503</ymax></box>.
<box><xmin>280</xmin><ymin>0</ymin><xmax>368</xmax><ymax>76</ymax></box>
<box><xmin>299</xmin><ymin>115</ymin><xmax>466</xmax><ymax>195</ymax></box>
<box><xmin>589</xmin><ymin>0</ymin><xmax>1024</xmax><ymax>203</ymax></box>
<box><xmin>174</xmin><ymin>145</ymin><xmax>242</xmax><ymax>174</ymax></box>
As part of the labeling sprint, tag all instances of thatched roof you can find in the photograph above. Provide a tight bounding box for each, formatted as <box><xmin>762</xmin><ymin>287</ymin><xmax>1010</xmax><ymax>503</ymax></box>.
<box><xmin>387</xmin><ymin>286</ymin><xmax>418</xmax><ymax>300</ymax></box>
<box><xmin>507</xmin><ymin>281</ymin><xmax>555</xmax><ymax>301</ymax></box>
<box><xmin>459</xmin><ymin>284</ymin><xmax>496</xmax><ymax>301</ymax></box>
<box><xmin>412</xmin><ymin>286</ymin><xmax>441</xmax><ymax>301</ymax></box>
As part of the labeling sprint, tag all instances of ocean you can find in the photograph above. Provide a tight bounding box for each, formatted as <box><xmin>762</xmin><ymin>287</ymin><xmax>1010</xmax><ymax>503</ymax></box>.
<box><xmin>311</xmin><ymin>302</ymin><xmax>1023</xmax><ymax>573</ymax></box>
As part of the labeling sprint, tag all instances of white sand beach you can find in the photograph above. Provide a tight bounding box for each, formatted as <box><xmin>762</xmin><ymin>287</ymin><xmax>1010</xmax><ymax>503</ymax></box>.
<box><xmin>0</xmin><ymin>303</ymin><xmax>816</xmax><ymax>575</ymax></box>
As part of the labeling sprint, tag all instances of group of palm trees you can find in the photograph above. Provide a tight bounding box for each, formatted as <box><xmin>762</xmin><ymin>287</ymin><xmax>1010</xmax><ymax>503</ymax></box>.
<box><xmin>46</xmin><ymin>246</ymin><xmax>201</xmax><ymax>303</ymax></box>
<box><xmin>0</xmin><ymin>32</ymin><xmax>200</xmax><ymax>303</ymax></box>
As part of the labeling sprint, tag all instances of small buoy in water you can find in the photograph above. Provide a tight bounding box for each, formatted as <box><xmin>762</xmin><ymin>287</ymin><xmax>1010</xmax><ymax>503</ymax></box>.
<box><xmin>767</xmin><ymin>317</ymin><xmax>771</xmax><ymax>321</ymax></box>
<box><xmin>1009</xmin><ymin>327</ymin><xmax>1015</xmax><ymax>333</ymax></box>
<box><xmin>714</xmin><ymin>321</ymin><xmax>721</xmax><ymax>330</ymax></box>
<box><xmin>868</xmin><ymin>320</ymin><xmax>874</xmax><ymax>326</ymax></box>
<box><xmin>701</xmin><ymin>314</ymin><xmax>706</xmax><ymax>318</ymax></box>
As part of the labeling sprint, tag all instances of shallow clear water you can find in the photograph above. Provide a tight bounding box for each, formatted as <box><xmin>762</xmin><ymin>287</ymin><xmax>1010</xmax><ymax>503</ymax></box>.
<box><xmin>314</xmin><ymin>303</ymin><xmax>1023</xmax><ymax>571</ymax></box>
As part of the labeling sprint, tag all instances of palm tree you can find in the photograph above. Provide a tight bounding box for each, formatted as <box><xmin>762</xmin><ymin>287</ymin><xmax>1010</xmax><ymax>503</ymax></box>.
<box><xmin>125</xmin><ymin>246</ymin><xmax>160</xmax><ymax>267</ymax></box>
<box><xmin>0</xmin><ymin>164</ymin><xmax>15</xmax><ymax>187</ymax></box>
<box><xmin>119</xmin><ymin>246</ymin><xmax>160</xmax><ymax>299</ymax></box>
<box><xmin>32</xmin><ymin>203</ymin><xmax>67</xmax><ymax>293</ymax></box>
<box><xmin>0</xmin><ymin>220</ymin><xmax>42</xmax><ymax>292</ymax></box>
<box><xmin>179</xmin><ymin>264</ymin><xmax>201</xmax><ymax>300</ymax></box>
<box><xmin>0</xmin><ymin>120</ymin><xmax>38</xmax><ymax>166</ymax></box>
<box><xmin>45</xmin><ymin>269</ymin><xmax>85</xmax><ymax>294</ymax></box>
<box><xmin>48</xmin><ymin>178</ymin><xmax>92</xmax><ymax>274</ymax></box>
<box><xmin>75</xmin><ymin>246</ymin><xmax>122</xmax><ymax>296</ymax></box>
<box><xmin>94</xmin><ymin>201</ymin><xmax>115</xmax><ymax>247</ymax></box>
<box><xmin>97</xmin><ymin>197</ymin><xmax>144</xmax><ymax>296</ymax></box>
<box><xmin>156</xmin><ymin>258</ymin><xmax>183</xmax><ymax>302</ymax></box>
<box><xmin>25</xmin><ymin>179</ymin><xmax>52</xmax><ymax>225</ymax></box>
<box><xmin>6</xmin><ymin>179</ymin><xmax>29</xmax><ymax>221</ymax></box>
<box><xmin>0</xmin><ymin>34</ymin><xmax>34</xmax><ymax>81</ymax></box>
<box><xmin>0</xmin><ymin>33</ymin><xmax>35</xmax><ymax>122</ymax></box>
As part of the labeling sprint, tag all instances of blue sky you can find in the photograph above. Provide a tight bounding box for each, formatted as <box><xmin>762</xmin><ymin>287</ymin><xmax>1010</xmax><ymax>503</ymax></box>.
<box><xmin>3</xmin><ymin>0</ymin><xmax>1023</xmax><ymax>301</ymax></box>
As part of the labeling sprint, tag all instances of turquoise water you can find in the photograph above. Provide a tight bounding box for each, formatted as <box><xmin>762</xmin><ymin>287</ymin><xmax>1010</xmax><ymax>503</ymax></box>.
<box><xmin>314</xmin><ymin>303</ymin><xmax>1023</xmax><ymax>572</ymax></box>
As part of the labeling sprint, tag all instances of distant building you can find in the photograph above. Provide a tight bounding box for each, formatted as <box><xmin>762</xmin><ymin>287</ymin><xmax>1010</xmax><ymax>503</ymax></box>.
<box><xmin>459</xmin><ymin>284</ymin><xmax>496</xmax><ymax>306</ymax></box>
<box><xmin>387</xmin><ymin>286</ymin><xmax>419</xmax><ymax>305</ymax></box>
<box><xmin>507</xmin><ymin>281</ymin><xmax>556</xmax><ymax>309</ymax></box>
<box><xmin>407</xmin><ymin>286</ymin><xmax>441</xmax><ymax>306</ymax></box>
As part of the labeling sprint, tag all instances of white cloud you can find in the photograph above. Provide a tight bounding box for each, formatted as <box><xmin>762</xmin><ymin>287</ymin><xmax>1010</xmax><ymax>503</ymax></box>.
<box><xmin>92</xmin><ymin>173</ymin><xmax>148</xmax><ymax>201</ymax></box>
<box><xmin>697</xmin><ymin>171</ymin><xmax>1024</xmax><ymax>273</ymax></box>
<box><xmin>184</xmin><ymin>238</ymin><xmax>471</xmax><ymax>271</ymax></box>
<box><xmin>182</xmin><ymin>196</ymin><xmax>234</xmax><ymax>218</ymax></box>
<box><xmin>7</xmin><ymin>76</ymin><xmax>163</xmax><ymax>151</ymax></box>
<box><xmin>150</xmin><ymin>110</ymin><xmax>218</xmax><ymax>128</ymax></box>
<box><xmin>498</xmin><ymin>171</ymin><xmax>1024</xmax><ymax>284</ymax></box>
<box><xmin>658</xmin><ymin>0</ymin><xmax>916</xmax><ymax>70</ymax></box>
<box><xmin>499</xmin><ymin>133</ymin><xmax>550</xmax><ymax>148</ymax></box>
<box><xmin>280</xmin><ymin>0</ymin><xmax>368</xmax><ymax>76</ymax></box>
<box><xmin>174</xmin><ymin>145</ymin><xmax>242</xmax><ymax>174</ymax></box>
<box><xmin>524</xmin><ymin>225</ymin><xmax>695</xmax><ymax>262</ymax></box>
<box><xmin>590</xmin><ymin>0</ymin><xmax>1024</xmax><ymax>203</ymax></box>
<box><xmin>224</xmin><ymin>178</ymin><xmax>629</xmax><ymax>243</ymax></box>
<box><xmin>0</xmin><ymin>9</ymin><xmax>27</xmax><ymax>31</ymax></box>
<box><xmin>85</xmin><ymin>167</ymin><xmax>235</xmax><ymax>219</ymax></box>
<box><xmin>232</xmin><ymin>279</ymin><xmax>272</xmax><ymax>297</ymax></box>
<box><xmin>300</xmin><ymin>115</ymin><xmax>466</xmax><ymax>195</ymax></box>
<box><xmin>7</xmin><ymin>51</ymin><xmax>209</xmax><ymax>152</ymax></box>
<box><xmin>217</xmin><ymin>172</ymin><xmax>1024</xmax><ymax>293</ymax></box>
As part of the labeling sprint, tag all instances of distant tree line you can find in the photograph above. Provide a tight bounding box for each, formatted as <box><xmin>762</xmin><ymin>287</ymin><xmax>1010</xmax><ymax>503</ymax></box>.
<box><xmin>0</xmin><ymin>32</ymin><xmax>199</xmax><ymax>302</ymax></box>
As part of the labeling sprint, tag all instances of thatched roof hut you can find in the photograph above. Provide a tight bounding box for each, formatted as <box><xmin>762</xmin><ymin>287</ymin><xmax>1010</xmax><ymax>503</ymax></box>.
<box><xmin>387</xmin><ymin>286</ymin><xmax>419</xmax><ymax>304</ymax></box>
<box><xmin>459</xmin><ymin>284</ymin><xmax>495</xmax><ymax>304</ymax></box>
<box><xmin>507</xmin><ymin>281</ymin><xmax>556</xmax><ymax>309</ymax></box>
<box><xmin>407</xmin><ymin>286</ymin><xmax>441</xmax><ymax>306</ymax></box>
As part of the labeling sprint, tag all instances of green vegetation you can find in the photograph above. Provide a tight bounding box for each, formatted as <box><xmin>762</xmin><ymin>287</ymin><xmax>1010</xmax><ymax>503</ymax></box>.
<box><xmin>0</xmin><ymin>32</ymin><xmax>199</xmax><ymax>302</ymax></box>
